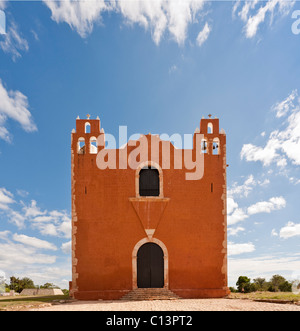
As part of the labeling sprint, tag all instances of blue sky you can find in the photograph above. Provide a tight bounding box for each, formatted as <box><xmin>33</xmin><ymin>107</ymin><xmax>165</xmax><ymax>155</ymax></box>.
<box><xmin>0</xmin><ymin>0</ymin><xmax>300</xmax><ymax>289</ymax></box>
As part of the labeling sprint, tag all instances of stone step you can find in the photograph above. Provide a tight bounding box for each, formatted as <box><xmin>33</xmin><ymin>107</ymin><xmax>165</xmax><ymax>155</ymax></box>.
<box><xmin>121</xmin><ymin>288</ymin><xmax>180</xmax><ymax>301</ymax></box>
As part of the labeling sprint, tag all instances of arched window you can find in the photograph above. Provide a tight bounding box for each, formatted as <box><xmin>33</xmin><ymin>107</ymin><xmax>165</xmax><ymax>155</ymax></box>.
<box><xmin>139</xmin><ymin>166</ymin><xmax>160</xmax><ymax>197</ymax></box>
<box><xmin>77</xmin><ymin>137</ymin><xmax>85</xmax><ymax>154</ymax></box>
<box><xmin>213</xmin><ymin>138</ymin><xmax>220</xmax><ymax>155</ymax></box>
<box><xmin>207</xmin><ymin>123</ymin><xmax>213</xmax><ymax>134</ymax></box>
<box><xmin>85</xmin><ymin>122</ymin><xmax>91</xmax><ymax>134</ymax></box>
<box><xmin>90</xmin><ymin>137</ymin><xmax>97</xmax><ymax>154</ymax></box>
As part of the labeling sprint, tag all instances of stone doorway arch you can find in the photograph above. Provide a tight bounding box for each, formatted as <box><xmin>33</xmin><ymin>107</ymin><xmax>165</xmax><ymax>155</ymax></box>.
<box><xmin>132</xmin><ymin>237</ymin><xmax>169</xmax><ymax>289</ymax></box>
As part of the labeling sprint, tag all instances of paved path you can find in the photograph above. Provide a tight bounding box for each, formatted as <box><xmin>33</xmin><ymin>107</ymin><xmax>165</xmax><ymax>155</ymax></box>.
<box><xmin>31</xmin><ymin>298</ymin><xmax>300</xmax><ymax>311</ymax></box>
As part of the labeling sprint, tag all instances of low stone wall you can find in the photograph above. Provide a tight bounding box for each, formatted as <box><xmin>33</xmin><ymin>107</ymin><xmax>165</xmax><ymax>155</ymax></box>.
<box><xmin>20</xmin><ymin>289</ymin><xmax>63</xmax><ymax>296</ymax></box>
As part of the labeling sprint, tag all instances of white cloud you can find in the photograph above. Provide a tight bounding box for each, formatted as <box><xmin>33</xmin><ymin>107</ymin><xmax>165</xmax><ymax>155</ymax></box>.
<box><xmin>24</xmin><ymin>266</ymin><xmax>71</xmax><ymax>289</ymax></box>
<box><xmin>245</xmin><ymin>0</ymin><xmax>277</xmax><ymax>38</ymax></box>
<box><xmin>44</xmin><ymin>0</ymin><xmax>207</xmax><ymax>45</ymax></box>
<box><xmin>240</xmin><ymin>139</ymin><xmax>279</xmax><ymax>166</ymax></box>
<box><xmin>0</xmin><ymin>79</ymin><xmax>37</xmax><ymax>142</ymax></box>
<box><xmin>241</xmin><ymin>89</ymin><xmax>300</xmax><ymax>167</ymax></box>
<box><xmin>247</xmin><ymin>196</ymin><xmax>286</xmax><ymax>215</ymax></box>
<box><xmin>0</xmin><ymin>189</ymin><xmax>71</xmax><ymax>237</ymax></box>
<box><xmin>0</xmin><ymin>187</ymin><xmax>14</xmax><ymax>210</ymax></box>
<box><xmin>44</xmin><ymin>0</ymin><xmax>109</xmax><ymax>38</ymax></box>
<box><xmin>57</xmin><ymin>219</ymin><xmax>71</xmax><ymax>238</ymax></box>
<box><xmin>227</xmin><ymin>197</ymin><xmax>238</xmax><ymax>215</ymax></box>
<box><xmin>0</xmin><ymin>242</ymin><xmax>56</xmax><ymax>269</ymax></box>
<box><xmin>0</xmin><ymin>21</ymin><xmax>29</xmax><ymax>60</ymax></box>
<box><xmin>234</xmin><ymin>0</ymin><xmax>295</xmax><ymax>39</ymax></box>
<box><xmin>61</xmin><ymin>240</ymin><xmax>71</xmax><ymax>254</ymax></box>
<box><xmin>271</xmin><ymin>228</ymin><xmax>278</xmax><ymax>236</ymax></box>
<box><xmin>22</xmin><ymin>200</ymin><xmax>45</xmax><ymax>218</ymax></box>
<box><xmin>228</xmin><ymin>254</ymin><xmax>300</xmax><ymax>286</ymax></box>
<box><xmin>32</xmin><ymin>215</ymin><xmax>56</xmax><ymax>223</ymax></box>
<box><xmin>33</xmin><ymin>223</ymin><xmax>58</xmax><ymax>237</ymax></box>
<box><xmin>228</xmin><ymin>174</ymin><xmax>270</xmax><ymax>198</ymax></box>
<box><xmin>272</xmin><ymin>89</ymin><xmax>298</xmax><ymax>118</ymax></box>
<box><xmin>13</xmin><ymin>233</ymin><xmax>57</xmax><ymax>251</ymax></box>
<box><xmin>228</xmin><ymin>241</ymin><xmax>255</xmax><ymax>256</ymax></box>
<box><xmin>196</xmin><ymin>22</ymin><xmax>210</xmax><ymax>46</ymax></box>
<box><xmin>276</xmin><ymin>157</ymin><xmax>287</xmax><ymax>168</ymax></box>
<box><xmin>279</xmin><ymin>222</ymin><xmax>300</xmax><ymax>239</ymax></box>
<box><xmin>228</xmin><ymin>207</ymin><xmax>249</xmax><ymax>226</ymax></box>
<box><xmin>0</xmin><ymin>189</ymin><xmax>71</xmax><ymax>288</ymax></box>
<box><xmin>0</xmin><ymin>230</ymin><xmax>10</xmax><ymax>241</ymax></box>
<box><xmin>289</xmin><ymin>177</ymin><xmax>300</xmax><ymax>185</ymax></box>
<box><xmin>228</xmin><ymin>226</ymin><xmax>245</xmax><ymax>236</ymax></box>
<box><xmin>8</xmin><ymin>210</ymin><xmax>26</xmax><ymax>229</ymax></box>
<box><xmin>30</xmin><ymin>208</ymin><xmax>71</xmax><ymax>238</ymax></box>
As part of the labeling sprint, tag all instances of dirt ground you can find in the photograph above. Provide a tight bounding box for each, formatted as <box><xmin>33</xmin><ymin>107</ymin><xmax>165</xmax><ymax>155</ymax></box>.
<box><xmin>30</xmin><ymin>298</ymin><xmax>300</xmax><ymax>311</ymax></box>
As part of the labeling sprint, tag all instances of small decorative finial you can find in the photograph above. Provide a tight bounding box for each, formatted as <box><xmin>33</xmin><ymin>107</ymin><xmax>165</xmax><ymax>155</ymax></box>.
<box><xmin>87</xmin><ymin>114</ymin><xmax>91</xmax><ymax>119</ymax></box>
<box><xmin>208</xmin><ymin>114</ymin><xmax>212</xmax><ymax>119</ymax></box>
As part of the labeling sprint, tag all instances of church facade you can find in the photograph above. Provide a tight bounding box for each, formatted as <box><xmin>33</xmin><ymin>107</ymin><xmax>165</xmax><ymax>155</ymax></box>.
<box><xmin>69</xmin><ymin>115</ymin><xmax>229</xmax><ymax>300</ymax></box>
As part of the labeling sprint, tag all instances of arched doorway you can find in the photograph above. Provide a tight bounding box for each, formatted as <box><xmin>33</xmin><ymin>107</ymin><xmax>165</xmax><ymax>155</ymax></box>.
<box><xmin>137</xmin><ymin>243</ymin><xmax>164</xmax><ymax>288</ymax></box>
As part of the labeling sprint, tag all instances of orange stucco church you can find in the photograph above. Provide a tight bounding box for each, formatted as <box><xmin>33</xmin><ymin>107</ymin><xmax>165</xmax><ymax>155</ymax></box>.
<box><xmin>69</xmin><ymin>115</ymin><xmax>229</xmax><ymax>300</ymax></box>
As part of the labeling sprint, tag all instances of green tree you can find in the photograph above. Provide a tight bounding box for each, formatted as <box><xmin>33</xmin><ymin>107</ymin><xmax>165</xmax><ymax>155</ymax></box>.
<box><xmin>21</xmin><ymin>277</ymin><xmax>35</xmax><ymax>290</ymax></box>
<box><xmin>253</xmin><ymin>277</ymin><xmax>266</xmax><ymax>291</ymax></box>
<box><xmin>236</xmin><ymin>276</ymin><xmax>251</xmax><ymax>293</ymax></box>
<box><xmin>229</xmin><ymin>287</ymin><xmax>237</xmax><ymax>293</ymax></box>
<box><xmin>40</xmin><ymin>282</ymin><xmax>59</xmax><ymax>289</ymax></box>
<box><xmin>249</xmin><ymin>282</ymin><xmax>259</xmax><ymax>292</ymax></box>
<box><xmin>10</xmin><ymin>276</ymin><xmax>21</xmax><ymax>292</ymax></box>
<box><xmin>270</xmin><ymin>275</ymin><xmax>287</xmax><ymax>292</ymax></box>
<box><xmin>10</xmin><ymin>276</ymin><xmax>35</xmax><ymax>293</ymax></box>
<box><xmin>279</xmin><ymin>281</ymin><xmax>292</xmax><ymax>292</ymax></box>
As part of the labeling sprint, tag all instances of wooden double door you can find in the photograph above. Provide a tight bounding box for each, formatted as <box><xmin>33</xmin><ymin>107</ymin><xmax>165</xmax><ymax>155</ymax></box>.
<box><xmin>137</xmin><ymin>243</ymin><xmax>164</xmax><ymax>288</ymax></box>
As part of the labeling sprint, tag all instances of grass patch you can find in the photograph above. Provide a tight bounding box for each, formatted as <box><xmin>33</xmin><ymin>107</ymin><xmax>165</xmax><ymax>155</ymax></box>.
<box><xmin>0</xmin><ymin>294</ymin><xmax>71</xmax><ymax>311</ymax></box>
<box><xmin>229</xmin><ymin>291</ymin><xmax>300</xmax><ymax>303</ymax></box>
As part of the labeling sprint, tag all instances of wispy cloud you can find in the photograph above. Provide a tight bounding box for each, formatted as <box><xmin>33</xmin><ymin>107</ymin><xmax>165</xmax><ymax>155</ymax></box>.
<box><xmin>247</xmin><ymin>196</ymin><xmax>286</xmax><ymax>215</ymax></box>
<box><xmin>233</xmin><ymin>0</ymin><xmax>295</xmax><ymax>39</ymax></box>
<box><xmin>228</xmin><ymin>174</ymin><xmax>270</xmax><ymax>198</ymax></box>
<box><xmin>61</xmin><ymin>240</ymin><xmax>71</xmax><ymax>254</ymax></box>
<box><xmin>0</xmin><ymin>187</ymin><xmax>15</xmax><ymax>210</ymax></box>
<box><xmin>228</xmin><ymin>241</ymin><xmax>255</xmax><ymax>256</ymax></box>
<box><xmin>12</xmin><ymin>233</ymin><xmax>57</xmax><ymax>251</ymax></box>
<box><xmin>196</xmin><ymin>22</ymin><xmax>210</xmax><ymax>46</ymax></box>
<box><xmin>0</xmin><ymin>241</ymin><xmax>56</xmax><ymax>270</ymax></box>
<box><xmin>0</xmin><ymin>21</ymin><xmax>29</xmax><ymax>60</ymax></box>
<box><xmin>0</xmin><ymin>79</ymin><xmax>37</xmax><ymax>142</ymax></box>
<box><xmin>228</xmin><ymin>206</ymin><xmax>249</xmax><ymax>226</ymax></box>
<box><xmin>20</xmin><ymin>200</ymin><xmax>71</xmax><ymax>238</ymax></box>
<box><xmin>227</xmin><ymin>177</ymin><xmax>283</xmax><ymax>227</ymax></box>
<box><xmin>43</xmin><ymin>0</ymin><xmax>208</xmax><ymax>45</ymax></box>
<box><xmin>241</xmin><ymin>89</ymin><xmax>300</xmax><ymax>167</ymax></box>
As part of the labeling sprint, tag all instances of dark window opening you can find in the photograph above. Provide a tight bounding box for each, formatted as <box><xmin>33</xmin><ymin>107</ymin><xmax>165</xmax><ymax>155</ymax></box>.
<box><xmin>139</xmin><ymin>166</ymin><xmax>160</xmax><ymax>197</ymax></box>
